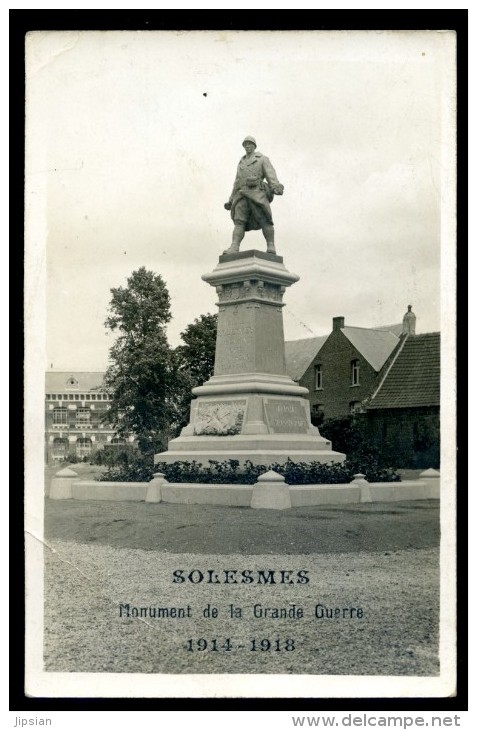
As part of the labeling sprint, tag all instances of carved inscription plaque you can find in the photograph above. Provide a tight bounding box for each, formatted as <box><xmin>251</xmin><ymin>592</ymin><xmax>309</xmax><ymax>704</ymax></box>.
<box><xmin>194</xmin><ymin>400</ymin><xmax>246</xmax><ymax>436</ymax></box>
<box><xmin>214</xmin><ymin>315</ymin><xmax>254</xmax><ymax>374</ymax></box>
<box><xmin>264</xmin><ymin>400</ymin><xmax>309</xmax><ymax>434</ymax></box>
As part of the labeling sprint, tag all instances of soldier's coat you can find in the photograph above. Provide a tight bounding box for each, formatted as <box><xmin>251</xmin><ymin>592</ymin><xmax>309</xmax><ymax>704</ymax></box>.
<box><xmin>228</xmin><ymin>150</ymin><xmax>283</xmax><ymax>230</ymax></box>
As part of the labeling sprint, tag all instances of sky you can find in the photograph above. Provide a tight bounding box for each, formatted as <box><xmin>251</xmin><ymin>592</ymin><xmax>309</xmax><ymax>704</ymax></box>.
<box><xmin>25</xmin><ymin>30</ymin><xmax>455</xmax><ymax>372</ymax></box>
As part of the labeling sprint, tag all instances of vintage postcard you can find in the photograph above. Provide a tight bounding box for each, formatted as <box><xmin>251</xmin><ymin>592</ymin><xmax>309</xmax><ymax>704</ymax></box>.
<box><xmin>24</xmin><ymin>30</ymin><xmax>456</xmax><ymax>699</ymax></box>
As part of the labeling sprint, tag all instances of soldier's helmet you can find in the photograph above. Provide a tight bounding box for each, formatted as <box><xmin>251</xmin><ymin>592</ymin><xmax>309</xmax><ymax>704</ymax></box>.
<box><xmin>242</xmin><ymin>136</ymin><xmax>257</xmax><ymax>148</ymax></box>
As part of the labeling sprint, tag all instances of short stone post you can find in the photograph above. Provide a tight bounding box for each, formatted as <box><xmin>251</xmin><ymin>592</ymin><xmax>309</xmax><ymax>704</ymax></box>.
<box><xmin>419</xmin><ymin>468</ymin><xmax>440</xmax><ymax>479</ymax></box>
<box><xmin>351</xmin><ymin>473</ymin><xmax>372</xmax><ymax>503</ymax></box>
<box><xmin>145</xmin><ymin>472</ymin><xmax>168</xmax><ymax>503</ymax></box>
<box><xmin>49</xmin><ymin>467</ymin><xmax>78</xmax><ymax>500</ymax></box>
<box><xmin>251</xmin><ymin>470</ymin><xmax>291</xmax><ymax>510</ymax></box>
<box><xmin>419</xmin><ymin>468</ymin><xmax>440</xmax><ymax>495</ymax></box>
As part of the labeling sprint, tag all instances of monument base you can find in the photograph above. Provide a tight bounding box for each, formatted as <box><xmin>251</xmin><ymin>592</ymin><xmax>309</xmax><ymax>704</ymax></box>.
<box><xmin>155</xmin><ymin>374</ymin><xmax>345</xmax><ymax>468</ymax></box>
<box><xmin>155</xmin><ymin>442</ymin><xmax>345</xmax><ymax>468</ymax></box>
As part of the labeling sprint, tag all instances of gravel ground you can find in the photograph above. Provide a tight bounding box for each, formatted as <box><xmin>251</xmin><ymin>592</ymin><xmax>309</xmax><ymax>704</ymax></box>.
<box><xmin>43</xmin><ymin>499</ymin><xmax>440</xmax><ymax>676</ymax></box>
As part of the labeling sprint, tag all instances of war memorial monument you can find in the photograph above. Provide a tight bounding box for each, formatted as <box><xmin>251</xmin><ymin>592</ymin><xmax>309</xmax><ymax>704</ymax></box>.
<box><xmin>156</xmin><ymin>137</ymin><xmax>345</xmax><ymax>468</ymax></box>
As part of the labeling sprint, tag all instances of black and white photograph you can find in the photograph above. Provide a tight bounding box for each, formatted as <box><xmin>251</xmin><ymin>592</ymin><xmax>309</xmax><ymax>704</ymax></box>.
<box><xmin>24</xmin><ymin>28</ymin><xmax>456</xmax><ymax>699</ymax></box>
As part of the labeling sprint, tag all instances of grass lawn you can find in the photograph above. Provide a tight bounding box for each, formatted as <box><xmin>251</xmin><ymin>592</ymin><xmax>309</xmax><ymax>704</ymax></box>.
<box><xmin>44</xmin><ymin>498</ymin><xmax>439</xmax><ymax>554</ymax></box>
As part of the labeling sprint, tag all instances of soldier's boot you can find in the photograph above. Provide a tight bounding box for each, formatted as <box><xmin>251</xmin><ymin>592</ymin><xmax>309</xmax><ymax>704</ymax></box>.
<box><xmin>262</xmin><ymin>224</ymin><xmax>276</xmax><ymax>254</ymax></box>
<box><xmin>223</xmin><ymin>224</ymin><xmax>245</xmax><ymax>255</ymax></box>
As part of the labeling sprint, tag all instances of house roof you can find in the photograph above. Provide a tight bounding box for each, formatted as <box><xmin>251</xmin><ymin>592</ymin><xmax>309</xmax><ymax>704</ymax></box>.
<box><xmin>45</xmin><ymin>371</ymin><xmax>106</xmax><ymax>393</ymax></box>
<box><xmin>341</xmin><ymin>326</ymin><xmax>400</xmax><ymax>371</ymax></box>
<box><xmin>373</xmin><ymin>323</ymin><xmax>403</xmax><ymax>337</ymax></box>
<box><xmin>367</xmin><ymin>333</ymin><xmax>440</xmax><ymax>409</ymax></box>
<box><xmin>284</xmin><ymin>336</ymin><xmax>328</xmax><ymax>381</ymax></box>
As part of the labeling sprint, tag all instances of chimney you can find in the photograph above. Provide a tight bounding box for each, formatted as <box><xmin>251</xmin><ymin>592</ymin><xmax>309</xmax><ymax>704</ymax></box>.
<box><xmin>402</xmin><ymin>305</ymin><xmax>416</xmax><ymax>335</ymax></box>
<box><xmin>333</xmin><ymin>316</ymin><xmax>345</xmax><ymax>332</ymax></box>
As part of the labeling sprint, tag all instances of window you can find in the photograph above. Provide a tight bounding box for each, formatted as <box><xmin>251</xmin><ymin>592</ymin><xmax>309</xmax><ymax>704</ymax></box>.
<box><xmin>349</xmin><ymin>400</ymin><xmax>362</xmax><ymax>414</ymax></box>
<box><xmin>91</xmin><ymin>394</ymin><xmax>96</xmax><ymax>401</ymax></box>
<box><xmin>86</xmin><ymin>394</ymin><xmax>90</xmax><ymax>400</ymax></box>
<box><xmin>75</xmin><ymin>394</ymin><xmax>80</xmax><ymax>400</ymax></box>
<box><xmin>76</xmin><ymin>438</ymin><xmax>92</xmax><ymax>456</ymax></box>
<box><xmin>105</xmin><ymin>437</ymin><xmax>128</xmax><ymax>452</ymax></box>
<box><xmin>311</xmin><ymin>403</ymin><xmax>325</xmax><ymax>425</ymax></box>
<box><xmin>314</xmin><ymin>364</ymin><xmax>323</xmax><ymax>390</ymax></box>
<box><xmin>76</xmin><ymin>407</ymin><xmax>91</xmax><ymax>425</ymax></box>
<box><xmin>52</xmin><ymin>437</ymin><xmax>69</xmax><ymax>460</ymax></box>
<box><xmin>69</xmin><ymin>394</ymin><xmax>74</xmax><ymax>400</ymax></box>
<box><xmin>53</xmin><ymin>407</ymin><xmax>68</xmax><ymax>425</ymax></box>
<box><xmin>351</xmin><ymin>359</ymin><xmax>360</xmax><ymax>386</ymax></box>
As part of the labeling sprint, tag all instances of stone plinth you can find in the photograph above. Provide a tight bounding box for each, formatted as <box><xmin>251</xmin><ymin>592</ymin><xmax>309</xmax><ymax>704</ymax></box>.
<box><xmin>145</xmin><ymin>472</ymin><xmax>167</xmax><ymax>504</ymax></box>
<box><xmin>351</xmin><ymin>473</ymin><xmax>372</xmax><ymax>503</ymax></box>
<box><xmin>251</xmin><ymin>470</ymin><xmax>291</xmax><ymax>510</ymax></box>
<box><xmin>49</xmin><ymin>467</ymin><xmax>78</xmax><ymax>499</ymax></box>
<box><xmin>156</xmin><ymin>250</ymin><xmax>345</xmax><ymax>468</ymax></box>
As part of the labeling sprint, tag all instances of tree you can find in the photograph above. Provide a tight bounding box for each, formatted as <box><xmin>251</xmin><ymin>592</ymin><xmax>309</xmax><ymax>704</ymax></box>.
<box><xmin>319</xmin><ymin>416</ymin><xmax>367</xmax><ymax>456</ymax></box>
<box><xmin>176</xmin><ymin>313</ymin><xmax>217</xmax><ymax>387</ymax></box>
<box><xmin>105</xmin><ymin>266</ymin><xmax>172</xmax><ymax>338</ymax></box>
<box><xmin>173</xmin><ymin>313</ymin><xmax>218</xmax><ymax>432</ymax></box>
<box><xmin>319</xmin><ymin>415</ymin><xmax>399</xmax><ymax>480</ymax></box>
<box><xmin>103</xmin><ymin>267</ymin><xmax>185</xmax><ymax>454</ymax></box>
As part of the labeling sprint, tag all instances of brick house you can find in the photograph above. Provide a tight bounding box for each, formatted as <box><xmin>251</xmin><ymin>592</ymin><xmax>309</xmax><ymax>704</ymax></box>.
<box><xmin>285</xmin><ymin>307</ymin><xmax>440</xmax><ymax>468</ymax></box>
<box><xmin>284</xmin><ymin>336</ymin><xmax>328</xmax><ymax>385</ymax></box>
<box><xmin>365</xmin><ymin>332</ymin><xmax>440</xmax><ymax>468</ymax></box>
<box><xmin>45</xmin><ymin>371</ymin><xmax>136</xmax><ymax>463</ymax></box>
<box><xmin>285</xmin><ymin>317</ymin><xmax>401</xmax><ymax>423</ymax></box>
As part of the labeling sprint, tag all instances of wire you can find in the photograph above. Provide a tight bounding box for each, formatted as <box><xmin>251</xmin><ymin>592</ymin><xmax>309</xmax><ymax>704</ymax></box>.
<box><xmin>284</xmin><ymin>308</ymin><xmax>315</xmax><ymax>335</ymax></box>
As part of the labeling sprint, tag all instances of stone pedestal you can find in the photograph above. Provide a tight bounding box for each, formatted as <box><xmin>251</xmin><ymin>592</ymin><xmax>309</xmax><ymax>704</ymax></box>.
<box><xmin>156</xmin><ymin>250</ymin><xmax>345</xmax><ymax>467</ymax></box>
<box><xmin>49</xmin><ymin>467</ymin><xmax>78</xmax><ymax>499</ymax></box>
<box><xmin>145</xmin><ymin>472</ymin><xmax>168</xmax><ymax>503</ymax></box>
<box><xmin>251</xmin><ymin>470</ymin><xmax>291</xmax><ymax>510</ymax></box>
<box><xmin>352</xmin><ymin>473</ymin><xmax>372</xmax><ymax>503</ymax></box>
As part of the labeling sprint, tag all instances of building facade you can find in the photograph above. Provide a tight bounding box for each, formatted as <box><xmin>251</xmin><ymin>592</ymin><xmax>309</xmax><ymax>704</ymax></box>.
<box><xmin>365</xmin><ymin>332</ymin><xmax>440</xmax><ymax>469</ymax></box>
<box><xmin>286</xmin><ymin>316</ymin><xmax>401</xmax><ymax>423</ymax></box>
<box><xmin>45</xmin><ymin>371</ymin><xmax>135</xmax><ymax>463</ymax></box>
<box><xmin>285</xmin><ymin>308</ymin><xmax>440</xmax><ymax>469</ymax></box>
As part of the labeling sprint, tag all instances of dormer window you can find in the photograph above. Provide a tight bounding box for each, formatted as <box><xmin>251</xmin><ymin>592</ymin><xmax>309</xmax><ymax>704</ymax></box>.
<box><xmin>351</xmin><ymin>359</ymin><xmax>360</xmax><ymax>386</ymax></box>
<box><xmin>66</xmin><ymin>376</ymin><xmax>79</xmax><ymax>390</ymax></box>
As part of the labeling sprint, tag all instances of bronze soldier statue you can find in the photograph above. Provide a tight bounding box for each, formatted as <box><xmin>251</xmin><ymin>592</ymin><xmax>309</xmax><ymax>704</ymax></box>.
<box><xmin>224</xmin><ymin>136</ymin><xmax>284</xmax><ymax>255</ymax></box>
